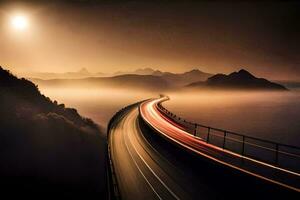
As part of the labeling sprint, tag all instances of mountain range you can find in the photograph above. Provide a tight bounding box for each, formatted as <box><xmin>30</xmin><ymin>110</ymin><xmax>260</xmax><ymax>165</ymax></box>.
<box><xmin>31</xmin><ymin>68</ymin><xmax>212</xmax><ymax>91</ymax></box>
<box><xmin>29</xmin><ymin>67</ymin><xmax>287</xmax><ymax>91</ymax></box>
<box><xmin>26</xmin><ymin>67</ymin><xmax>212</xmax><ymax>83</ymax></box>
<box><xmin>113</xmin><ymin>68</ymin><xmax>213</xmax><ymax>86</ymax></box>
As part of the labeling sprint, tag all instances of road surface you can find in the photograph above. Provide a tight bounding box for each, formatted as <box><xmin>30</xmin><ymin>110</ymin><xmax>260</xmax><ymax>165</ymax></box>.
<box><xmin>108</xmin><ymin>100</ymin><xmax>299</xmax><ymax>200</ymax></box>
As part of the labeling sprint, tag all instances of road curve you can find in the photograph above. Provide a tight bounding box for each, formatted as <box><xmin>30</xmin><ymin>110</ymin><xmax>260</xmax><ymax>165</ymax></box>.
<box><xmin>109</xmin><ymin>106</ymin><xmax>194</xmax><ymax>200</ymax></box>
<box><xmin>140</xmin><ymin>97</ymin><xmax>300</xmax><ymax>192</ymax></box>
<box><xmin>109</xmin><ymin>100</ymin><xmax>298</xmax><ymax>200</ymax></box>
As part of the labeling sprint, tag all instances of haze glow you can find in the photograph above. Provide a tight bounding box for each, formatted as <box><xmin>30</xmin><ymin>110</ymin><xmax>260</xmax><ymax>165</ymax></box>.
<box><xmin>1</xmin><ymin>1</ymin><xmax>299</xmax><ymax>80</ymax></box>
<box><xmin>11</xmin><ymin>15</ymin><xmax>28</xmax><ymax>30</ymax></box>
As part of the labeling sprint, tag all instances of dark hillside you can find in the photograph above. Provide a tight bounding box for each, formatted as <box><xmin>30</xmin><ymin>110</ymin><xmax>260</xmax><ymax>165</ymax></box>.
<box><xmin>0</xmin><ymin>67</ymin><xmax>106</xmax><ymax>198</ymax></box>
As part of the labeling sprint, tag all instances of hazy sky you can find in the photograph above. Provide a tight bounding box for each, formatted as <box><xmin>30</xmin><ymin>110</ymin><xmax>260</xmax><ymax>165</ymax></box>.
<box><xmin>0</xmin><ymin>1</ymin><xmax>299</xmax><ymax>80</ymax></box>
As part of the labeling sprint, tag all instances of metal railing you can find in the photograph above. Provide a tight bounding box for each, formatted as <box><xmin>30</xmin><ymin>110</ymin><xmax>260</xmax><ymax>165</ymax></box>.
<box><xmin>156</xmin><ymin>103</ymin><xmax>300</xmax><ymax>173</ymax></box>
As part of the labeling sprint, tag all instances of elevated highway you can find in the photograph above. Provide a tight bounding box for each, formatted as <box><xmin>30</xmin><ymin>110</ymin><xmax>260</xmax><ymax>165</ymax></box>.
<box><xmin>108</xmin><ymin>98</ymin><xmax>299</xmax><ymax>200</ymax></box>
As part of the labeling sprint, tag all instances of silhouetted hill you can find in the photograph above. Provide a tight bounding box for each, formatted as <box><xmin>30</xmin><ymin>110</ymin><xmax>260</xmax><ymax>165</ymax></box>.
<box><xmin>187</xmin><ymin>69</ymin><xmax>288</xmax><ymax>91</ymax></box>
<box><xmin>0</xmin><ymin>67</ymin><xmax>106</xmax><ymax>198</ymax></box>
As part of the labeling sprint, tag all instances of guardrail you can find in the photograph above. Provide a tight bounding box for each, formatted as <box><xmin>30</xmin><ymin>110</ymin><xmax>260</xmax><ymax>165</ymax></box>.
<box><xmin>156</xmin><ymin>102</ymin><xmax>300</xmax><ymax>173</ymax></box>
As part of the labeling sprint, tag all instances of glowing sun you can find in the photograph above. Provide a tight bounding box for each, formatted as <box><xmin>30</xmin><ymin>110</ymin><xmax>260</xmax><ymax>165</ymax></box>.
<box><xmin>11</xmin><ymin>15</ymin><xmax>28</xmax><ymax>30</ymax></box>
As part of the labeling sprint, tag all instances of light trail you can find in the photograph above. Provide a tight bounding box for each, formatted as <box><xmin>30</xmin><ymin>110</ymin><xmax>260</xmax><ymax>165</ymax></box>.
<box><xmin>139</xmin><ymin>97</ymin><xmax>300</xmax><ymax>192</ymax></box>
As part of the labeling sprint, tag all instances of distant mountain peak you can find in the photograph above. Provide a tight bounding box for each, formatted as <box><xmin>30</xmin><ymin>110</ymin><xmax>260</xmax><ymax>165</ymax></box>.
<box><xmin>134</xmin><ymin>67</ymin><xmax>155</xmax><ymax>73</ymax></box>
<box><xmin>131</xmin><ymin>68</ymin><xmax>157</xmax><ymax>75</ymax></box>
<box><xmin>186</xmin><ymin>69</ymin><xmax>200</xmax><ymax>73</ymax></box>
<box><xmin>143</xmin><ymin>67</ymin><xmax>154</xmax><ymax>71</ymax></box>
<box><xmin>238</xmin><ymin>69</ymin><xmax>250</xmax><ymax>74</ymax></box>
<box><xmin>183</xmin><ymin>69</ymin><xmax>209</xmax><ymax>76</ymax></box>
<box><xmin>190</xmin><ymin>68</ymin><xmax>201</xmax><ymax>72</ymax></box>
<box><xmin>228</xmin><ymin>69</ymin><xmax>255</xmax><ymax>80</ymax></box>
<box><xmin>78</xmin><ymin>68</ymin><xmax>89</xmax><ymax>74</ymax></box>
<box><xmin>152</xmin><ymin>70</ymin><xmax>164</xmax><ymax>76</ymax></box>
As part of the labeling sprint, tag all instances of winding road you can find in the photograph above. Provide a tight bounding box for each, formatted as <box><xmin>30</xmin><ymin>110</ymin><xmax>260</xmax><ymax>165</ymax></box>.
<box><xmin>109</xmin><ymin>107</ymin><xmax>192</xmax><ymax>199</ymax></box>
<box><xmin>108</xmin><ymin>98</ymin><xmax>299</xmax><ymax>200</ymax></box>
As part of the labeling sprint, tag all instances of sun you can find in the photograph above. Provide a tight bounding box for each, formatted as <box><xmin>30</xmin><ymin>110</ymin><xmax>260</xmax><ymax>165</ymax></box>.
<box><xmin>11</xmin><ymin>15</ymin><xmax>28</xmax><ymax>30</ymax></box>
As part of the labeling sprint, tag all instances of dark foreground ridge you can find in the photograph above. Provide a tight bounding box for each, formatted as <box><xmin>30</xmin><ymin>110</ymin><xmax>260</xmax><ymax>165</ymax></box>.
<box><xmin>187</xmin><ymin>69</ymin><xmax>288</xmax><ymax>90</ymax></box>
<box><xmin>0</xmin><ymin>67</ymin><xmax>107</xmax><ymax>199</ymax></box>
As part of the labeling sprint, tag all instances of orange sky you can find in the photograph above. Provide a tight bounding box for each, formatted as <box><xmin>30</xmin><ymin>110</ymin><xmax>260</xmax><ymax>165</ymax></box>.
<box><xmin>0</xmin><ymin>1</ymin><xmax>299</xmax><ymax>80</ymax></box>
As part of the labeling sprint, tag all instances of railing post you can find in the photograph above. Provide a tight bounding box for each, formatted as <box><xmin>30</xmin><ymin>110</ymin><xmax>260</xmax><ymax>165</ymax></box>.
<box><xmin>223</xmin><ymin>131</ymin><xmax>227</xmax><ymax>149</ymax></box>
<box><xmin>194</xmin><ymin>124</ymin><xmax>197</xmax><ymax>136</ymax></box>
<box><xmin>242</xmin><ymin>136</ymin><xmax>245</xmax><ymax>156</ymax></box>
<box><xmin>207</xmin><ymin>127</ymin><xmax>210</xmax><ymax>143</ymax></box>
<box><xmin>275</xmin><ymin>143</ymin><xmax>279</xmax><ymax>165</ymax></box>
